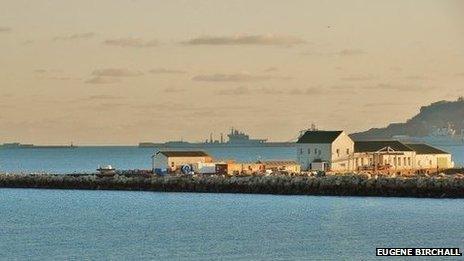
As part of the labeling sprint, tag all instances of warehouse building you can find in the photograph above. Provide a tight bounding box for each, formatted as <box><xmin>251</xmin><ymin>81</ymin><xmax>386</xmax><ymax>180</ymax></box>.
<box><xmin>296</xmin><ymin>129</ymin><xmax>454</xmax><ymax>172</ymax></box>
<box><xmin>406</xmin><ymin>143</ymin><xmax>454</xmax><ymax>170</ymax></box>
<box><xmin>296</xmin><ymin>130</ymin><xmax>354</xmax><ymax>171</ymax></box>
<box><xmin>353</xmin><ymin>140</ymin><xmax>416</xmax><ymax>171</ymax></box>
<box><xmin>152</xmin><ymin>151</ymin><xmax>299</xmax><ymax>176</ymax></box>
<box><xmin>152</xmin><ymin>151</ymin><xmax>213</xmax><ymax>175</ymax></box>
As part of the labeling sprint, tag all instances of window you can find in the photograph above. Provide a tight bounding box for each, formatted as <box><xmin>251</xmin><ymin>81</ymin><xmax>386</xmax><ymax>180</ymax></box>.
<box><xmin>307</xmin><ymin>148</ymin><xmax>311</xmax><ymax>154</ymax></box>
<box><xmin>314</xmin><ymin>148</ymin><xmax>317</xmax><ymax>154</ymax></box>
<box><xmin>404</xmin><ymin>158</ymin><xmax>407</xmax><ymax>166</ymax></box>
<box><xmin>398</xmin><ymin>158</ymin><xmax>401</xmax><ymax>166</ymax></box>
<box><xmin>171</xmin><ymin>162</ymin><xmax>175</xmax><ymax>167</ymax></box>
<box><xmin>300</xmin><ymin>148</ymin><xmax>303</xmax><ymax>155</ymax></box>
<box><xmin>346</xmin><ymin>148</ymin><xmax>350</xmax><ymax>155</ymax></box>
<box><xmin>336</xmin><ymin>149</ymin><xmax>340</xmax><ymax>157</ymax></box>
<box><xmin>408</xmin><ymin>157</ymin><xmax>411</xmax><ymax>166</ymax></box>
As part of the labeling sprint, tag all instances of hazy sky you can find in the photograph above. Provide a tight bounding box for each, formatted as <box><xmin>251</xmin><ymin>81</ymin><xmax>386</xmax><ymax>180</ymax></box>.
<box><xmin>1</xmin><ymin>0</ymin><xmax>463</xmax><ymax>144</ymax></box>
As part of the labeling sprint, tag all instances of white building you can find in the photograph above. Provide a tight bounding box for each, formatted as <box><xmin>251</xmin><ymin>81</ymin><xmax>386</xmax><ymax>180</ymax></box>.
<box><xmin>152</xmin><ymin>151</ymin><xmax>213</xmax><ymax>174</ymax></box>
<box><xmin>296</xmin><ymin>130</ymin><xmax>454</xmax><ymax>173</ymax></box>
<box><xmin>406</xmin><ymin>143</ymin><xmax>454</xmax><ymax>170</ymax></box>
<box><xmin>353</xmin><ymin>141</ymin><xmax>416</xmax><ymax>171</ymax></box>
<box><xmin>296</xmin><ymin>130</ymin><xmax>354</xmax><ymax>171</ymax></box>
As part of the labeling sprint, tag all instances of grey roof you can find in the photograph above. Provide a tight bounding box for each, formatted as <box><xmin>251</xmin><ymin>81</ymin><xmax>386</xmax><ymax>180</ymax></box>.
<box><xmin>296</xmin><ymin>131</ymin><xmax>343</xmax><ymax>144</ymax></box>
<box><xmin>157</xmin><ymin>151</ymin><xmax>210</xmax><ymax>157</ymax></box>
<box><xmin>354</xmin><ymin>140</ymin><xmax>414</xmax><ymax>152</ymax></box>
<box><xmin>406</xmin><ymin>143</ymin><xmax>450</xmax><ymax>155</ymax></box>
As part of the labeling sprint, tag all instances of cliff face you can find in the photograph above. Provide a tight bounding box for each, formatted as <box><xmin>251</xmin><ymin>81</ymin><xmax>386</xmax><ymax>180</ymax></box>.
<box><xmin>350</xmin><ymin>98</ymin><xmax>464</xmax><ymax>140</ymax></box>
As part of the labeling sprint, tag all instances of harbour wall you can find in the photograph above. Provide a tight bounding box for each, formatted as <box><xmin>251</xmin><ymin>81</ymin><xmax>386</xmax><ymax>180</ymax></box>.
<box><xmin>0</xmin><ymin>174</ymin><xmax>463</xmax><ymax>198</ymax></box>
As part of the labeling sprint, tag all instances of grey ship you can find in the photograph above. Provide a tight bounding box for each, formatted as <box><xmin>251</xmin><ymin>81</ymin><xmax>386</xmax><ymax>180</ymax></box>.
<box><xmin>0</xmin><ymin>142</ymin><xmax>77</xmax><ymax>149</ymax></box>
<box><xmin>139</xmin><ymin>128</ymin><xmax>293</xmax><ymax>148</ymax></box>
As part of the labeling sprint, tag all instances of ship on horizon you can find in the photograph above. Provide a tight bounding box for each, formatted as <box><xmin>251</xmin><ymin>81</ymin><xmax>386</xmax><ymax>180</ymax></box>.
<box><xmin>139</xmin><ymin>128</ymin><xmax>294</xmax><ymax>148</ymax></box>
<box><xmin>0</xmin><ymin>142</ymin><xmax>78</xmax><ymax>149</ymax></box>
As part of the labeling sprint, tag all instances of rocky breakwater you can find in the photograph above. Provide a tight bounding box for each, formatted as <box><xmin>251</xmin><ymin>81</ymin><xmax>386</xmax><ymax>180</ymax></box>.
<box><xmin>0</xmin><ymin>173</ymin><xmax>463</xmax><ymax>198</ymax></box>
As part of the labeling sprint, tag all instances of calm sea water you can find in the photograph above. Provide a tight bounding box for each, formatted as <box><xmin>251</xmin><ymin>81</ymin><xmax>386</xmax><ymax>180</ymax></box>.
<box><xmin>1</xmin><ymin>147</ymin><xmax>463</xmax><ymax>260</ymax></box>
<box><xmin>0</xmin><ymin>189</ymin><xmax>463</xmax><ymax>260</ymax></box>
<box><xmin>0</xmin><ymin>146</ymin><xmax>296</xmax><ymax>174</ymax></box>
<box><xmin>0</xmin><ymin>145</ymin><xmax>462</xmax><ymax>174</ymax></box>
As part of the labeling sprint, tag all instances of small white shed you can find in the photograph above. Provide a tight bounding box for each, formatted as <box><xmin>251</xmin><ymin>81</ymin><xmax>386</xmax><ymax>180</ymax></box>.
<box><xmin>152</xmin><ymin>151</ymin><xmax>212</xmax><ymax>174</ymax></box>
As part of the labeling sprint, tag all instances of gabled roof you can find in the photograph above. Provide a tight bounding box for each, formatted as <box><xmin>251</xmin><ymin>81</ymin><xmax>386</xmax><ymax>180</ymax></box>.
<box><xmin>354</xmin><ymin>140</ymin><xmax>414</xmax><ymax>152</ymax></box>
<box><xmin>296</xmin><ymin>131</ymin><xmax>343</xmax><ymax>144</ymax></box>
<box><xmin>157</xmin><ymin>151</ymin><xmax>210</xmax><ymax>157</ymax></box>
<box><xmin>406</xmin><ymin>143</ymin><xmax>450</xmax><ymax>155</ymax></box>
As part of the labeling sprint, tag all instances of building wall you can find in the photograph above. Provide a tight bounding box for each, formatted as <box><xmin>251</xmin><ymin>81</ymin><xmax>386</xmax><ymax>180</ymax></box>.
<box><xmin>297</xmin><ymin>143</ymin><xmax>332</xmax><ymax>171</ymax></box>
<box><xmin>415</xmin><ymin>154</ymin><xmax>453</xmax><ymax>169</ymax></box>
<box><xmin>382</xmin><ymin>151</ymin><xmax>416</xmax><ymax>170</ymax></box>
<box><xmin>330</xmin><ymin>132</ymin><xmax>355</xmax><ymax>171</ymax></box>
<box><xmin>297</xmin><ymin>132</ymin><xmax>355</xmax><ymax>172</ymax></box>
<box><xmin>168</xmin><ymin>156</ymin><xmax>212</xmax><ymax>171</ymax></box>
<box><xmin>352</xmin><ymin>153</ymin><xmax>372</xmax><ymax>170</ymax></box>
<box><xmin>227</xmin><ymin>163</ymin><xmax>264</xmax><ymax>175</ymax></box>
<box><xmin>353</xmin><ymin>151</ymin><xmax>416</xmax><ymax>171</ymax></box>
<box><xmin>153</xmin><ymin>154</ymin><xmax>212</xmax><ymax>172</ymax></box>
<box><xmin>193</xmin><ymin>162</ymin><xmax>217</xmax><ymax>174</ymax></box>
<box><xmin>352</xmin><ymin>151</ymin><xmax>454</xmax><ymax>171</ymax></box>
<box><xmin>153</xmin><ymin>154</ymin><xmax>168</xmax><ymax>170</ymax></box>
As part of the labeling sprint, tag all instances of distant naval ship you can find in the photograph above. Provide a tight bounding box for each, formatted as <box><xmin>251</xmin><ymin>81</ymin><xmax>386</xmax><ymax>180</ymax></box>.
<box><xmin>139</xmin><ymin>128</ymin><xmax>294</xmax><ymax>148</ymax></box>
<box><xmin>0</xmin><ymin>142</ymin><xmax>77</xmax><ymax>149</ymax></box>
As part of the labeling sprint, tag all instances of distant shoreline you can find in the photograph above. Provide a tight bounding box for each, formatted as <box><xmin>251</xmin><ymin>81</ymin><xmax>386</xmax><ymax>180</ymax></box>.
<box><xmin>1</xmin><ymin>174</ymin><xmax>463</xmax><ymax>198</ymax></box>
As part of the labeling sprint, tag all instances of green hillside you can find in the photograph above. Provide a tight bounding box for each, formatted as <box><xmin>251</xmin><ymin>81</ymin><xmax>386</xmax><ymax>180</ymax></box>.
<box><xmin>350</xmin><ymin>97</ymin><xmax>464</xmax><ymax>140</ymax></box>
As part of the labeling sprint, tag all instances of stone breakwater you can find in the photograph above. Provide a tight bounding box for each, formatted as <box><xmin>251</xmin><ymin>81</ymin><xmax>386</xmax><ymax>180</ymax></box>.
<box><xmin>0</xmin><ymin>174</ymin><xmax>463</xmax><ymax>198</ymax></box>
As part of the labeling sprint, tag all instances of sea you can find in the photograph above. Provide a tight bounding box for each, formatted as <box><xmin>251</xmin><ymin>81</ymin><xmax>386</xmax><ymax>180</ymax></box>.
<box><xmin>0</xmin><ymin>146</ymin><xmax>463</xmax><ymax>260</ymax></box>
<box><xmin>0</xmin><ymin>145</ymin><xmax>462</xmax><ymax>174</ymax></box>
<box><xmin>0</xmin><ymin>190</ymin><xmax>463</xmax><ymax>260</ymax></box>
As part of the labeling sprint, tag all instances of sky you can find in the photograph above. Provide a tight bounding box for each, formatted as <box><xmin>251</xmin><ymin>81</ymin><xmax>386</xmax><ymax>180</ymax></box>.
<box><xmin>0</xmin><ymin>0</ymin><xmax>463</xmax><ymax>144</ymax></box>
